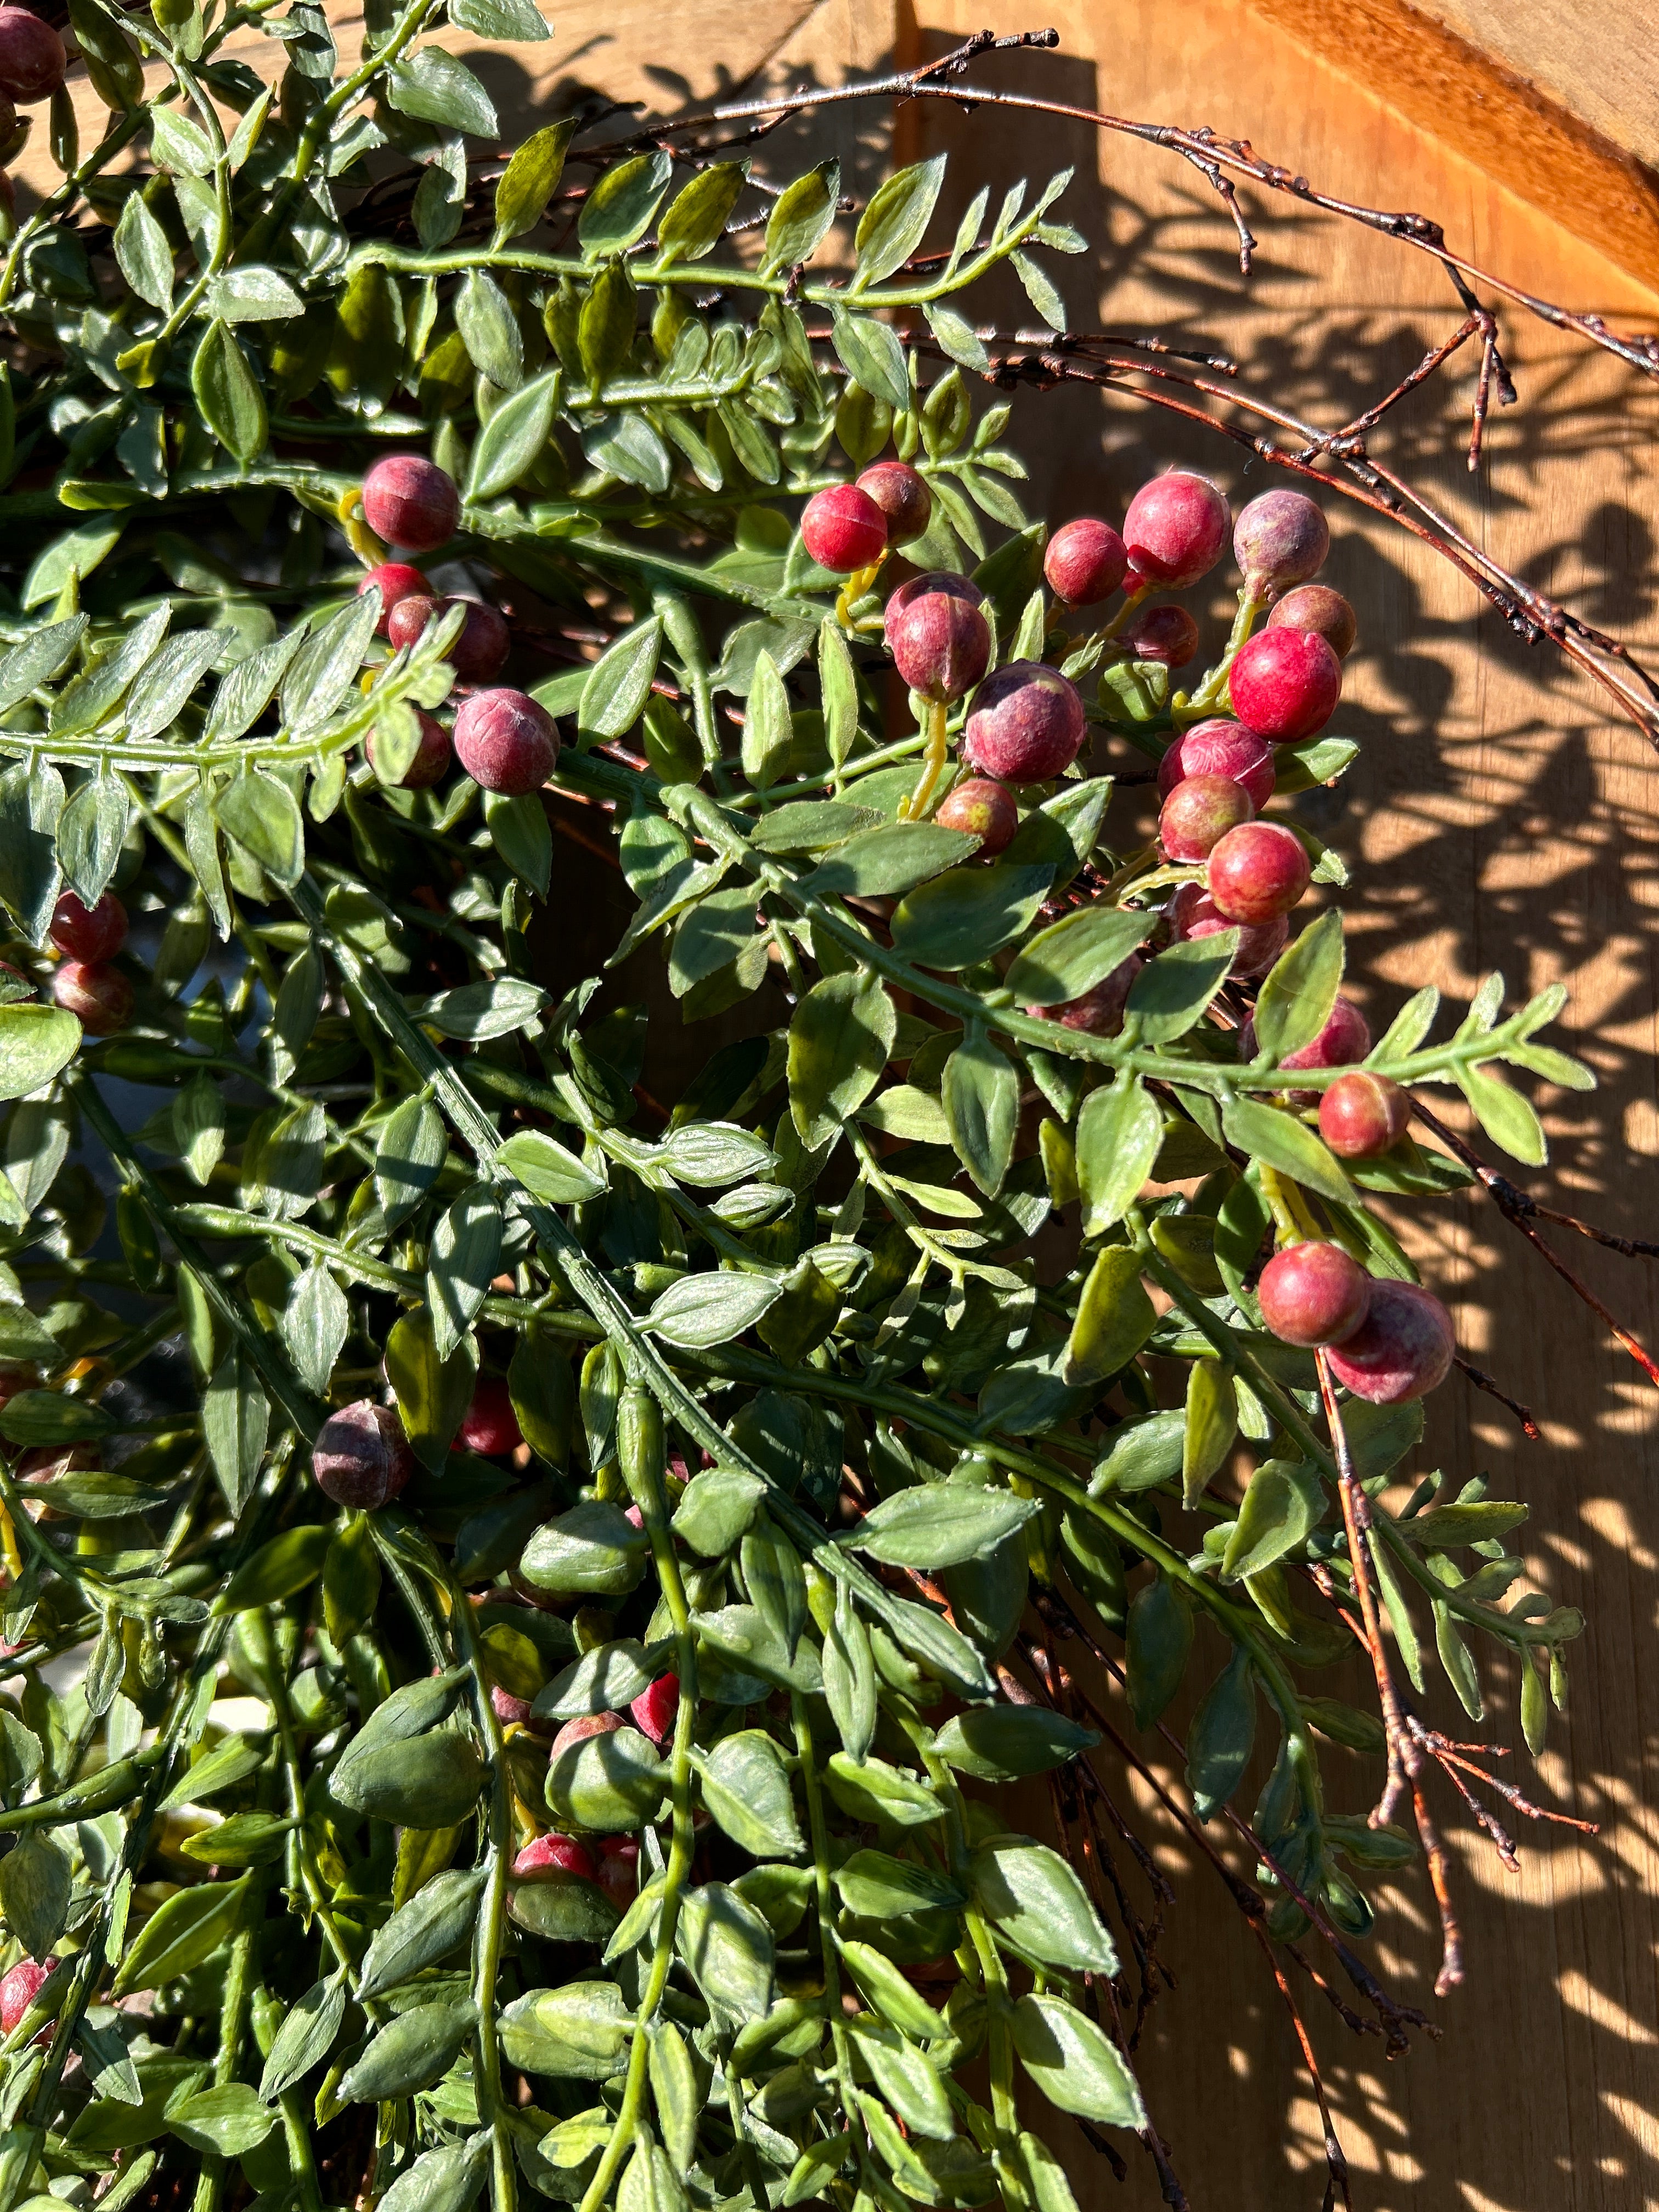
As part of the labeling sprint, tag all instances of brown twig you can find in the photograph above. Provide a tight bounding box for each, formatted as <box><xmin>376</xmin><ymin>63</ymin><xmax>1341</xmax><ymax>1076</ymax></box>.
<box><xmin>1452</xmin><ymin>1354</ymin><xmax>1541</xmax><ymax>1440</ymax></box>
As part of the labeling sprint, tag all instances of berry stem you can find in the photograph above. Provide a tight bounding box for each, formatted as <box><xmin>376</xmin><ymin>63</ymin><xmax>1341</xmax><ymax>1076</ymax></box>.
<box><xmin>1174</xmin><ymin>587</ymin><xmax>1265</xmax><ymax>725</ymax></box>
<box><xmin>899</xmin><ymin>697</ymin><xmax>951</xmax><ymax>820</ymax></box>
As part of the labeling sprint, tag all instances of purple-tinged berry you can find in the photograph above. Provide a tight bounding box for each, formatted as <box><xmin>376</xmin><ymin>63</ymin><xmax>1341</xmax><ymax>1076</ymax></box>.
<box><xmin>884</xmin><ymin>574</ymin><xmax>991</xmax><ymax>704</ymax></box>
<box><xmin>362</xmin><ymin>455</ymin><xmax>460</xmax><ymax>555</ymax></box>
<box><xmin>453</xmin><ymin>689</ymin><xmax>558</xmax><ymax>795</ymax></box>
<box><xmin>961</xmin><ymin>662</ymin><xmax>1085</xmax><ymax>783</ymax></box>
<box><xmin>312</xmin><ymin>1401</ymin><xmax>413</xmax><ymax>1509</ymax></box>
<box><xmin>1258</xmin><ymin>1242</ymin><xmax>1372</xmax><ymax>1348</ymax></box>
<box><xmin>802</xmin><ymin>484</ymin><xmax>887</xmax><ymax>573</ymax></box>
<box><xmin>1325</xmin><ymin>1280</ymin><xmax>1456</xmax><ymax>1404</ymax></box>
<box><xmin>1121</xmin><ymin>472</ymin><xmax>1229</xmax><ymax>590</ymax></box>
<box><xmin>1045</xmin><ymin>517</ymin><xmax>1128</xmax><ymax>606</ymax></box>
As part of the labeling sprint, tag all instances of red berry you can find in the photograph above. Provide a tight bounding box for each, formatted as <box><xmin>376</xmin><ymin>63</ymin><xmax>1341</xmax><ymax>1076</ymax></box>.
<box><xmin>492</xmin><ymin>1685</ymin><xmax>534</xmax><ymax>1726</ymax></box>
<box><xmin>1233</xmin><ymin>490</ymin><xmax>1329</xmax><ymax>597</ymax></box>
<box><xmin>366</xmin><ymin>709</ymin><xmax>450</xmax><ymax>790</ymax></box>
<box><xmin>596</xmin><ymin>1838</ymin><xmax>640</xmax><ymax>1909</ymax></box>
<box><xmin>548</xmin><ymin>1711</ymin><xmax>622</xmax><ymax>1763</ymax></box>
<box><xmin>361</xmin><ymin>455</ymin><xmax>460</xmax><ymax>555</ymax></box>
<box><xmin>1267</xmin><ymin>584</ymin><xmax>1357</xmax><ymax>662</ymax></box>
<box><xmin>0</xmin><ymin>1958</ymin><xmax>49</xmax><ymax>2037</ymax></box>
<box><xmin>1029</xmin><ymin>952</ymin><xmax>1142</xmax><ymax>1037</ymax></box>
<box><xmin>1325</xmin><ymin>1279</ymin><xmax>1455</xmax><ymax>1404</ymax></box>
<box><xmin>1320</xmin><ymin>1071</ymin><xmax>1410</xmax><ymax>1159</ymax></box>
<box><xmin>961</xmin><ymin>663</ymin><xmax>1085</xmax><ymax>783</ymax></box>
<box><xmin>1121</xmin><ymin>473</ymin><xmax>1229</xmax><ymax>590</ymax></box>
<box><xmin>856</xmin><ymin>461</ymin><xmax>932</xmax><ymax>545</ymax></box>
<box><xmin>1257</xmin><ymin>1242</ymin><xmax>1373</xmax><ymax>1348</ymax></box>
<box><xmin>1170</xmin><ymin>882</ymin><xmax>1286</xmax><ymax>978</ymax></box>
<box><xmin>1045</xmin><ymin>518</ymin><xmax>1128</xmax><ymax>606</ymax></box>
<box><xmin>358</xmin><ymin>563</ymin><xmax>428</xmax><ymax>637</ymax></box>
<box><xmin>935</xmin><ymin>775</ymin><xmax>1017</xmax><ymax>855</ymax></box>
<box><xmin>1126</xmin><ymin>603</ymin><xmax>1199</xmax><ymax>668</ymax></box>
<box><xmin>884</xmin><ymin>574</ymin><xmax>991</xmax><ymax>704</ymax></box>
<box><xmin>1206</xmin><ymin>821</ymin><xmax>1311</xmax><ymax>925</ymax></box>
<box><xmin>1158</xmin><ymin>772</ymin><xmax>1254</xmax><ymax>862</ymax></box>
<box><xmin>512</xmin><ymin>1832</ymin><xmax>597</xmax><ymax>1881</ymax></box>
<box><xmin>1240</xmin><ymin>996</ymin><xmax>1369</xmax><ymax>1079</ymax></box>
<box><xmin>386</xmin><ymin>594</ymin><xmax>441</xmax><ymax>653</ymax></box>
<box><xmin>629</xmin><ymin>1672</ymin><xmax>679</xmax><ymax>1746</ymax></box>
<box><xmin>459</xmin><ymin>1375</ymin><xmax>523</xmax><ymax>1458</ymax></box>
<box><xmin>48</xmin><ymin>890</ymin><xmax>127</xmax><ymax>964</ymax></box>
<box><xmin>1158</xmin><ymin>719</ymin><xmax>1275</xmax><ymax>810</ymax></box>
<box><xmin>453</xmin><ymin>689</ymin><xmax>558</xmax><ymax>795</ymax></box>
<box><xmin>1229</xmin><ymin>627</ymin><xmax>1342</xmax><ymax>744</ymax></box>
<box><xmin>0</xmin><ymin>10</ymin><xmax>64</xmax><ymax>102</ymax></box>
<box><xmin>390</xmin><ymin>596</ymin><xmax>510</xmax><ymax>685</ymax></box>
<box><xmin>801</xmin><ymin>484</ymin><xmax>887</xmax><ymax>574</ymax></box>
<box><xmin>311</xmin><ymin>1401</ymin><xmax>413</xmax><ymax>1510</ymax></box>
<box><xmin>52</xmin><ymin>962</ymin><xmax>132</xmax><ymax>1036</ymax></box>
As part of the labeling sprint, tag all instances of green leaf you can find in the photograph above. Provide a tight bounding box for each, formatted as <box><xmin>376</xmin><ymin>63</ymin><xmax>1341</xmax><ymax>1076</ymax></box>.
<box><xmin>818</xmin><ymin>616</ymin><xmax>860</xmax><ymax>769</ymax></box>
<box><xmin>1012</xmin><ymin>1994</ymin><xmax>1146</xmax><ymax>2127</ymax></box>
<box><xmin>222</xmin><ymin>1525</ymin><xmax>331</xmax><ymax>1611</ymax></box>
<box><xmin>202</xmin><ymin>1349</ymin><xmax>268</xmax><ymax>1517</ymax></box>
<box><xmin>823</xmin><ymin>1583</ymin><xmax>876</xmax><ymax>1764</ymax></box>
<box><xmin>486</xmin><ymin>789</ymin><xmax>552</xmax><ymax>897</ymax></box>
<box><xmin>831</xmin><ymin>306</ymin><xmax>910</xmax><ymax>411</ymax></box>
<box><xmin>671</xmin><ymin>1465</ymin><xmax>766</xmax><ymax>1556</ymax></box>
<box><xmin>216</xmin><ymin>771</ymin><xmax>302</xmax><ymax>887</ymax></box>
<box><xmin>358</xmin><ymin>1868</ymin><xmax>484</xmax><ymax>1999</ymax></box>
<box><xmin>972</xmin><ymin>1837</ymin><xmax>1116</xmax><ymax>1973</ymax></box>
<box><xmin>0</xmin><ymin>1834</ymin><xmax>70</xmax><ymax>1957</ymax></box>
<box><xmin>0</xmin><ymin>1390</ymin><xmax>114</xmax><ymax>1446</ymax></box>
<box><xmin>0</xmin><ymin>1004</ymin><xmax>80</xmax><ymax>1101</ymax></box>
<box><xmin>427</xmin><ymin>1183</ymin><xmax>503</xmax><ymax>1360</ymax></box>
<box><xmin>284</xmin><ymin>1261</ymin><xmax>347</xmax><ymax>1396</ymax></box>
<box><xmin>678</xmin><ymin>1881</ymin><xmax>775</xmax><ymax>2019</ymax></box>
<box><xmin>933</xmin><ymin>1705</ymin><xmax>1098</xmax><ymax>1780</ymax></box>
<box><xmin>166</xmin><ymin>2084</ymin><xmax>275</xmax><ymax>2158</ymax></box>
<box><xmin>1075</xmin><ymin>1075</ymin><xmax>1161</xmax><ymax>1235</ymax></box>
<box><xmin>536</xmin><ymin>1638</ymin><xmax>659</xmax><ymax>1720</ymax></box>
<box><xmin>450</xmin><ymin>0</ymin><xmax>549</xmax><ymax>37</ymax></box>
<box><xmin>1221</xmin><ymin>1458</ymin><xmax>1325</xmax><ymax>1581</ymax></box>
<box><xmin>386</xmin><ymin>47</ymin><xmax>498</xmax><ymax>136</ymax></box>
<box><xmin>741</xmin><ymin>650</ymin><xmax>792</xmax><ymax>790</ymax></box>
<box><xmin>258</xmin><ymin>1973</ymin><xmax>346</xmax><ymax>2102</ymax></box>
<box><xmin>113</xmin><ymin>190</ymin><xmax>173</xmax><ymax>312</ymax></box>
<box><xmin>385</xmin><ymin>1306</ymin><xmax>477</xmax><ymax>1471</ymax></box>
<box><xmin>836</xmin><ymin>1848</ymin><xmax>964</xmax><ymax>1918</ymax></box>
<box><xmin>497</xmin><ymin>1127</ymin><xmax>607</xmax><ymax>1205</ymax></box>
<box><xmin>806</xmin><ymin>821</ymin><xmax>978</xmax><ymax>901</ymax></box>
<box><xmin>493</xmin><ymin>115</ymin><xmax>577</xmax><ymax>240</ymax></box>
<box><xmin>500</xmin><ymin>1982</ymin><xmax>633</xmax><ymax>2079</ymax></box>
<box><xmin>658</xmin><ymin>160</ymin><xmax>748</xmax><ymax>262</ymax></box>
<box><xmin>853</xmin><ymin>155</ymin><xmax>946</xmax><ymax>289</ymax></box>
<box><xmin>206</xmin><ymin>264</ymin><xmax>303</xmax><ymax>324</ymax></box>
<box><xmin>924</xmin><ymin>301</ymin><xmax>989</xmax><ymax>371</ymax></box>
<box><xmin>522</xmin><ymin>1500</ymin><xmax>650</xmax><ymax>1598</ymax></box>
<box><xmin>760</xmin><ymin>160</ymin><xmax>839</xmax><ymax>276</ymax></box>
<box><xmin>413</xmin><ymin>976</ymin><xmax>548</xmax><ymax>1039</ymax></box>
<box><xmin>645</xmin><ymin>1270</ymin><xmax>782</xmax><ymax>1350</ymax></box>
<box><xmin>1434</xmin><ymin>1599</ymin><xmax>1483</xmax><ymax>1718</ymax></box>
<box><xmin>1252</xmin><ymin>910</ymin><xmax>1344</xmax><ymax>1063</ymax></box>
<box><xmin>1181</xmin><ymin>1357</ymin><xmax>1237</xmax><ymax>1506</ymax></box>
<box><xmin>1125</xmin><ymin>1576</ymin><xmax>1192</xmax><ymax>1729</ymax></box>
<box><xmin>1126</xmin><ymin>933</ymin><xmax>1236</xmax><ymax>1043</ymax></box>
<box><xmin>1006</xmin><ymin>904</ymin><xmax>1149</xmax><ymax>1007</ymax></box>
<box><xmin>466</xmin><ymin>366</ymin><xmax>561</xmax><ymax>499</ymax></box>
<box><xmin>891</xmin><ymin>861</ymin><xmax>1053</xmax><ymax>972</ymax></box>
<box><xmin>374</xmin><ymin>1094</ymin><xmax>447</xmax><ymax>1226</ymax></box>
<box><xmin>191</xmin><ymin>321</ymin><xmax>267</xmax><ymax>463</ymax></box>
<box><xmin>1459</xmin><ymin>1064</ymin><xmax>1548</xmax><ymax>1166</ymax></box>
<box><xmin>112</xmin><ymin>1877</ymin><xmax>248</xmax><ymax>1996</ymax></box>
<box><xmin>377</xmin><ymin>2135</ymin><xmax>490</xmax><ymax>2212</ymax></box>
<box><xmin>696</xmin><ymin>1729</ymin><xmax>803</xmax><ymax>1858</ymax></box>
<box><xmin>579</xmin><ymin>151</ymin><xmax>672</xmax><ymax>258</ymax></box>
<box><xmin>1011</xmin><ymin>250</ymin><xmax>1068</xmax><ymax>332</ymax></box>
<box><xmin>825</xmin><ymin>1750</ymin><xmax>942</xmax><ymax>1829</ymax></box>
<box><xmin>1185</xmin><ymin>1647</ymin><xmax>1257</xmax><ymax>1820</ymax></box>
<box><xmin>942</xmin><ymin>1025</ymin><xmax>1019</xmax><ymax>1196</ymax></box>
<box><xmin>333</xmin><ymin>1731</ymin><xmax>487</xmax><ymax>1829</ymax></box>
<box><xmin>788</xmin><ymin>968</ymin><xmax>895</xmax><ymax>1148</ymax></box>
<box><xmin>1220</xmin><ymin>1097</ymin><xmax>1353</xmax><ymax>1204</ymax></box>
<box><xmin>855</xmin><ymin>1482</ymin><xmax>1037</xmax><ymax>1570</ymax></box>
<box><xmin>579</xmin><ymin>617</ymin><xmax>662</xmax><ymax>740</ymax></box>
<box><xmin>836</xmin><ymin>1938</ymin><xmax>946</xmax><ymax>2041</ymax></box>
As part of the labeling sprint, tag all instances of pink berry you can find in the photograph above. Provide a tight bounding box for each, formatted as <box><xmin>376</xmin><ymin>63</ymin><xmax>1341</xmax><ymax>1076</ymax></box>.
<box><xmin>459</xmin><ymin>1376</ymin><xmax>523</xmax><ymax>1458</ymax></box>
<box><xmin>1229</xmin><ymin>628</ymin><xmax>1342</xmax><ymax>744</ymax></box>
<box><xmin>0</xmin><ymin>10</ymin><xmax>64</xmax><ymax>101</ymax></box>
<box><xmin>52</xmin><ymin>962</ymin><xmax>132</xmax><ymax>1036</ymax></box>
<box><xmin>1233</xmin><ymin>490</ymin><xmax>1329</xmax><ymax>597</ymax></box>
<box><xmin>1324</xmin><ymin>1280</ymin><xmax>1456</xmax><ymax>1404</ymax></box>
<box><xmin>1029</xmin><ymin>953</ymin><xmax>1142</xmax><ymax>1037</ymax></box>
<box><xmin>1239</xmin><ymin>997</ymin><xmax>1370</xmax><ymax>1081</ymax></box>
<box><xmin>1319</xmin><ymin>1071</ymin><xmax>1410</xmax><ymax>1160</ymax></box>
<box><xmin>629</xmin><ymin>1672</ymin><xmax>679</xmax><ymax>1745</ymax></box>
<box><xmin>596</xmin><ymin>1838</ymin><xmax>640</xmax><ymax>1909</ymax></box>
<box><xmin>961</xmin><ymin>663</ymin><xmax>1085</xmax><ymax>783</ymax></box>
<box><xmin>1126</xmin><ymin>604</ymin><xmax>1199</xmax><ymax>668</ymax></box>
<box><xmin>366</xmin><ymin>709</ymin><xmax>450</xmax><ymax>791</ymax></box>
<box><xmin>453</xmin><ymin>689</ymin><xmax>558</xmax><ymax>796</ymax></box>
<box><xmin>1206</xmin><ymin>821</ymin><xmax>1311</xmax><ymax>925</ymax></box>
<box><xmin>624</xmin><ymin>1504</ymin><xmax>644</xmax><ymax>1530</ymax></box>
<box><xmin>358</xmin><ymin>563</ymin><xmax>429</xmax><ymax>637</ymax></box>
<box><xmin>1044</xmin><ymin>518</ymin><xmax>1128</xmax><ymax>607</ymax></box>
<box><xmin>935</xmin><ymin>776</ymin><xmax>1017</xmax><ymax>855</ymax></box>
<box><xmin>389</xmin><ymin>595</ymin><xmax>509</xmax><ymax>685</ymax></box>
<box><xmin>1121</xmin><ymin>473</ymin><xmax>1229</xmax><ymax>590</ymax></box>
<box><xmin>513</xmin><ymin>1832</ymin><xmax>597</xmax><ymax>1881</ymax></box>
<box><xmin>311</xmin><ymin>1401</ymin><xmax>413</xmax><ymax>1510</ymax></box>
<box><xmin>0</xmin><ymin>1959</ymin><xmax>49</xmax><ymax>2037</ymax></box>
<box><xmin>386</xmin><ymin>594</ymin><xmax>441</xmax><ymax>654</ymax></box>
<box><xmin>1158</xmin><ymin>719</ymin><xmax>1275</xmax><ymax>810</ymax></box>
<box><xmin>548</xmin><ymin>1712</ymin><xmax>622</xmax><ymax>1763</ymax></box>
<box><xmin>362</xmin><ymin>455</ymin><xmax>460</xmax><ymax>555</ymax></box>
<box><xmin>1267</xmin><ymin>584</ymin><xmax>1357</xmax><ymax>662</ymax></box>
<box><xmin>492</xmin><ymin>1685</ymin><xmax>534</xmax><ymax>1727</ymax></box>
<box><xmin>48</xmin><ymin>890</ymin><xmax>127</xmax><ymax>964</ymax></box>
<box><xmin>884</xmin><ymin>574</ymin><xmax>991</xmax><ymax>704</ymax></box>
<box><xmin>1257</xmin><ymin>1242</ymin><xmax>1373</xmax><ymax>1348</ymax></box>
<box><xmin>1158</xmin><ymin>772</ymin><xmax>1254</xmax><ymax>862</ymax></box>
<box><xmin>856</xmin><ymin>461</ymin><xmax>932</xmax><ymax>545</ymax></box>
<box><xmin>801</xmin><ymin>484</ymin><xmax>887</xmax><ymax>574</ymax></box>
<box><xmin>1169</xmin><ymin>883</ymin><xmax>1287</xmax><ymax>979</ymax></box>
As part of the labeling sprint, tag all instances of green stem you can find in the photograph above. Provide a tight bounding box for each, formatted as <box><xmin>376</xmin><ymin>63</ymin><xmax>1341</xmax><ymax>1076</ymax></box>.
<box><xmin>792</xmin><ymin>1697</ymin><xmax>857</xmax><ymax>2113</ymax></box>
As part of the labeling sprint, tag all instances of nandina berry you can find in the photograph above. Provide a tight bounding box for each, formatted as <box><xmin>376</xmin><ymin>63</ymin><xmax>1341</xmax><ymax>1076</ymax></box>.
<box><xmin>445</xmin><ymin>599</ymin><xmax>512</xmax><ymax>684</ymax></box>
<box><xmin>596</xmin><ymin>1837</ymin><xmax>640</xmax><ymax>1909</ymax></box>
<box><xmin>1257</xmin><ymin>1242</ymin><xmax>1373</xmax><ymax>1348</ymax></box>
<box><xmin>366</xmin><ymin>710</ymin><xmax>450</xmax><ymax>790</ymax></box>
<box><xmin>512</xmin><ymin>1832</ymin><xmax>597</xmax><ymax>1881</ymax></box>
<box><xmin>1267</xmin><ymin>584</ymin><xmax>1357</xmax><ymax>661</ymax></box>
<box><xmin>935</xmin><ymin>775</ymin><xmax>1017</xmax><ymax>855</ymax></box>
<box><xmin>0</xmin><ymin>10</ymin><xmax>65</xmax><ymax>101</ymax></box>
<box><xmin>1126</xmin><ymin>603</ymin><xmax>1199</xmax><ymax>668</ymax></box>
<box><xmin>48</xmin><ymin>890</ymin><xmax>127</xmax><ymax>964</ymax></box>
<box><xmin>1044</xmin><ymin>517</ymin><xmax>1128</xmax><ymax>606</ymax></box>
<box><xmin>961</xmin><ymin>663</ymin><xmax>1085</xmax><ymax>783</ymax></box>
<box><xmin>1320</xmin><ymin>1070</ymin><xmax>1411</xmax><ymax>1159</ymax></box>
<box><xmin>629</xmin><ymin>1672</ymin><xmax>679</xmax><ymax>1745</ymax></box>
<box><xmin>358</xmin><ymin>562</ymin><xmax>428</xmax><ymax>636</ymax></box>
<box><xmin>361</xmin><ymin>454</ymin><xmax>460</xmax><ymax>554</ymax></box>
<box><xmin>1158</xmin><ymin>772</ymin><xmax>1254</xmax><ymax>862</ymax></box>
<box><xmin>884</xmin><ymin>574</ymin><xmax>990</xmax><ymax>704</ymax></box>
<box><xmin>548</xmin><ymin>1711</ymin><xmax>623</xmax><ymax>1762</ymax></box>
<box><xmin>52</xmin><ymin>962</ymin><xmax>132</xmax><ymax>1036</ymax></box>
<box><xmin>1233</xmin><ymin>489</ymin><xmax>1329</xmax><ymax>597</ymax></box>
<box><xmin>453</xmin><ymin>689</ymin><xmax>558</xmax><ymax>795</ymax></box>
<box><xmin>311</xmin><ymin>1401</ymin><xmax>413</xmax><ymax>1509</ymax></box>
<box><xmin>1030</xmin><ymin>952</ymin><xmax>1143</xmax><ymax>1036</ymax></box>
<box><xmin>1325</xmin><ymin>1279</ymin><xmax>1455</xmax><ymax>1403</ymax></box>
<box><xmin>1121</xmin><ymin>472</ymin><xmax>1229</xmax><ymax>590</ymax></box>
<box><xmin>1206</xmin><ymin>820</ymin><xmax>1311</xmax><ymax>924</ymax></box>
<box><xmin>1158</xmin><ymin>719</ymin><xmax>1275</xmax><ymax>810</ymax></box>
<box><xmin>0</xmin><ymin>1958</ymin><xmax>49</xmax><ymax>2036</ymax></box>
<box><xmin>856</xmin><ymin>460</ymin><xmax>932</xmax><ymax>544</ymax></box>
<box><xmin>1229</xmin><ymin>627</ymin><xmax>1342</xmax><ymax>743</ymax></box>
<box><xmin>800</xmin><ymin>483</ymin><xmax>887</xmax><ymax>573</ymax></box>
<box><xmin>459</xmin><ymin>1375</ymin><xmax>522</xmax><ymax>1458</ymax></box>
<box><xmin>1171</xmin><ymin>882</ymin><xmax>1289</xmax><ymax>978</ymax></box>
